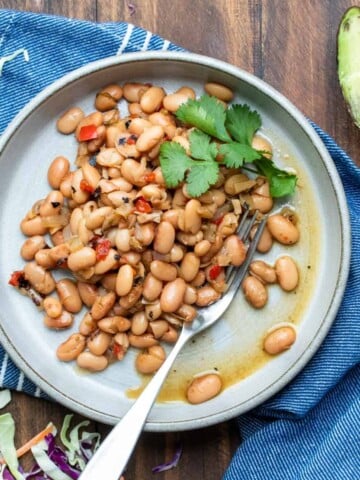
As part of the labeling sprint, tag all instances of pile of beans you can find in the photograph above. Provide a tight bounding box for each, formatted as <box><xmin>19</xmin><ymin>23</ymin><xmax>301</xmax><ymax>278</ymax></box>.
<box><xmin>12</xmin><ymin>80</ymin><xmax>300</xmax><ymax>403</ymax></box>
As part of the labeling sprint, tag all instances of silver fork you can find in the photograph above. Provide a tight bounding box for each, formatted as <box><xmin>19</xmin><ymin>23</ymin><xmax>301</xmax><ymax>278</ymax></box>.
<box><xmin>79</xmin><ymin>210</ymin><xmax>267</xmax><ymax>480</ymax></box>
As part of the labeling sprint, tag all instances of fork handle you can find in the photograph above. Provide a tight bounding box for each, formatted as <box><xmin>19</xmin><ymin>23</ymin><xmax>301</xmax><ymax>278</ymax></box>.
<box><xmin>79</xmin><ymin>330</ymin><xmax>188</xmax><ymax>480</ymax></box>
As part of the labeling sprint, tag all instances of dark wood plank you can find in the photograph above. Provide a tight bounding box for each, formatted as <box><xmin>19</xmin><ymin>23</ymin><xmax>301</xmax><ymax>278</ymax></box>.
<box><xmin>0</xmin><ymin>0</ymin><xmax>96</xmax><ymax>20</ymax></box>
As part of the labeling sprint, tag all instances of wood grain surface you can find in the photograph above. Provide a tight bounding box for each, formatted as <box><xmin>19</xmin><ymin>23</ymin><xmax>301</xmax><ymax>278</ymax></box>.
<box><xmin>0</xmin><ymin>1</ymin><xmax>358</xmax><ymax>479</ymax></box>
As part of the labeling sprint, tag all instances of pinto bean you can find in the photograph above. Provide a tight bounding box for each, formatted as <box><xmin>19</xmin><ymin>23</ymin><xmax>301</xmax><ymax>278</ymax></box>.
<box><xmin>56</xmin><ymin>279</ymin><xmax>82</xmax><ymax>313</ymax></box>
<box><xmin>67</xmin><ymin>247</ymin><xmax>97</xmax><ymax>272</ymax></box>
<box><xmin>150</xmin><ymin>260</ymin><xmax>177</xmax><ymax>282</ymax></box>
<box><xmin>91</xmin><ymin>291</ymin><xmax>116</xmax><ymax>320</ymax></box>
<box><xmin>154</xmin><ymin>221</ymin><xmax>175</xmax><ymax>254</ymax></box>
<box><xmin>77</xmin><ymin>282</ymin><xmax>98</xmax><ymax>307</ymax></box>
<box><xmin>249</xmin><ymin>260</ymin><xmax>277</xmax><ymax>284</ymax></box>
<box><xmin>140</xmin><ymin>86</ymin><xmax>165</xmax><ymax>113</ymax></box>
<box><xmin>56</xmin><ymin>333</ymin><xmax>86</xmax><ymax>361</ymax></box>
<box><xmin>135</xmin><ymin>345</ymin><xmax>166</xmax><ymax>374</ymax></box>
<box><xmin>263</xmin><ymin>325</ymin><xmax>296</xmax><ymax>354</ymax></box>
<box><xmin>275</xmin><ymin>256</ymin><xmax>299</xmax><ymax>291</ymax></box>
<box><xmin>180</xmin><ymin>253</ymin><xmax>200</xmax><ymax>282</ymax></box>
<box><xmin>267</xmin><ymin>214</ymin><xmax>300</xmax><ymax>245</ymax></box>
<box><xmin>43</xmin><ymin>296</ymin><xmax>63</xmax><ymax>318</ymax></box>
<box><xmin>87</xmin><ymin>330</ymin><xmax>112</xmax><ymax>356</ymax></box>
<box><xmin>143</xmin><ymin>273</ymin><xmax>163</xmax><ymax>301</ymax></box>
<box><xmin>196</xmin><ymin>286</ymin><xmax>221</xmax><ymax>307</ymax></box>
<box><xmin>24</xmin><ymin>262</ymin><xmax>55</xmax><ymax>295</ymax></box>
<box><xmin>20</xmin><ymin>235</ymin><xmax>47</xmax><ymax>260</ymax></box>
<box><xmin>160</xmin><ymin>278</ymin><xmax>187</xmax><ymax>313</ymax></box>
<box><xmin>116</xmin><ymin>264</ymin><xmax>134</xmax><ymax>297</ymax></box>
<box><xmin>186</xmin><ymin>373</ymin><xmax>222</xmax><ymax>404</ymax></box>
<box><xmin>44</xmin><ymin>310</ymin><xmax>73</xmax><ymax>329</ymax></box>
<box><xmin>76</xmin><ymin>351</ymin><xmax>108</xmax><ymax>372</ymax></box>
<box><xmin>57</xmin><ymin>107</ymin><xmax>84</xmax><ymax>134</ymax></box>
<box><xmin>242</xmin><ymin>276</ymin><xmax>268</xmax><ymax>308</ymax></box>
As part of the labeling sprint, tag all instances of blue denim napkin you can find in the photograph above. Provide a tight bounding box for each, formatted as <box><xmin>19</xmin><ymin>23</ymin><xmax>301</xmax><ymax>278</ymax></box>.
<box><xmin>0</xmin><ymin>10</ymin><xmax>359</xmax><ymax>479</ymax></box>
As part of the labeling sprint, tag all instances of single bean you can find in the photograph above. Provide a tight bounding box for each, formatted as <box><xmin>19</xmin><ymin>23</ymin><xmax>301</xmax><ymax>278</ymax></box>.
<box><xmin>204</xmin><ymin>82</ymin><xmax>233</xmax><ymax>102</ymax></box>
<box><xmin>56</xmin><ymin>278</ymin><xmax>83</xmax><ymax>313</ymax></box>
<box><xmin>140</xmin><ymin>86</ymin><xmax>165</xmax><ymax>113</ymax></box>
<box><xmin>196</xmin><ymin>286</ymin><xmax>221</xmax><ymax>307</ymax></box>
<box><xmin>250</xmin><ymin>224</ymin><xmax>273</xmax><ymax>253</ymax></box>
<box><xmin>123</xmin><ymin>83</ymin><xmax>149</xmax><ymax>103</ymax></box>
<box><xmin>267</xmin><ymin>214</ymin><xmax>300</xmax><ymax>245</ymax></box>
<box><xmin>44</xmin><ymin>310</ymin><xmax>73</xmax><ymax>329</ymax></box>
<box><xmin>67</xmin><ymin>247</ymin><xmax>97</xmax><ymax>272</ymax></box>
<box><xmin>87</xmin><ymin>330</ymin><xmax>112</xmax><ymax>356</ymax></box>
<box><xmin>76</xmin><ymin>351</ymin><xmax>108</xmax><ymax>372</ymax></box>
<box><xmin>150</xmin><ymin>260</ymin><xmax>177</xmax><ymax>282</ymax></box>
<box><xmin>35</xmin><ymin>249</ymin><xmax>57</xmax><ymax>269</ymax></box>
<box><xmin>263</xmin><ymin>326</ymin><xmax>296</xmax><ymax>354</ymax></box>
<box><xmin>95</xmin><ymin>84</ymin><xmax>123</xmax><ymax>111</ymax></box>
<box><xmin>145</xmin><ymin>300</ymin><xmax>162</xmax><ymax>321</ymax></box>
<box><xmin>143</xmin><ymin>273</ymin><xmax>163</xmax><ymax>302</ymax></box>
<box><xmin>56</xmin><ymin>333</ymin><xmax>86</xmax><ymax>361</ymax></box>
<box><xmin>180</xmin><ymin>253</ymin><xmax>200</xmax><ymax>282</ymax></box>
<box><xmin>222</xmin><ymin>235</ymin><xmax>247</xmax><ymax>266</ymax></box>
<box><xmin>20</xmin><ymin>216</ymin><xmax>48</xmax><ymax>236</ymax></box>
<box><xmin>48</xmin><ymin>243</ymin><xmax>70</xmax><ymax>265</ymax></box>
<box><xmin>148</xmin><ymin>320</ymin><xmax>169</xmax><ymax>338</ymax></box>
<box><xmin>160</xmin><ymin>278</ymin><xmax>187</xmax><ymax>313</ymax></box>
<box><xmin>82</xmin><ymin>161</ymin><xmax>101</xmax><ymax>189</ymax></box>
<box><xmin>24</xmin><ymin>262</ymin><xmax>56</xmax><ymax>295</ymax></box>
<box><xmin>128</xmin><ymin>117</ymin><xmax>152</xmax><ymax>135</ymax></box>
<box><xmin>128</xmin><ymin>333</ymin><xmax>158</xmax><ymax>349</ymax></box>
<box><xmin>161</xmin><ymin>325</ymin><xmax>179</xmax><ymax>343</ymax></box>
<box><xmin>154</xmin><ymin>221</ymin><xmax>175</xmax><ymax>254</ymax></box>
<box><xmin>183</xmin><ymin>199</ymin><xmax>202</xmax><ymax>234</ymax></box>
<box><xmin>98</xmin><ymin>316</ymin><xmax>131</xmax><ymax>334</ymax></box>
<box><xmin>186</xmin><ymin>373</ymin><xmax>222</xmax><ymax>404</ymax></box>
<box><xmin>176</xmin><ymin>304</ymin><xmax>197</xmax><ymax>322</ymax></box>
<box><xmin>115</xmin><ymin>229</ymin><xmax>131</xmax><ymax>253</ymax></box>
<box><xmin>135</xmin><ymin>345</ymin><xmax>166</xmax><ymax>374</ymax></box>
<box><xmin>119</xmin><ymin>283</ymin><xmax>143</xmax><ymax>310</ymax></box>
<box><xmin>79</xmin><ymin>312</ymin><xmax>97</xmax><ymax>336</ymax></box>
<box><xmin>249</xmin><ymin>260</ymin><xmax>277</xmax><ymax>284</ymax></box>
<box><xmin>75</xmin><ymin>112</ymin><xmax>103</xmax><ymax>141</ymax></box>
<box><xmin>131</xmin><ymin>311</ymin><xmax>149</xmax><ymax>335</ymax></box>
<box><xmin>59</xmin><ymin>172</ymin><xmax>74</xmax><ymax>198</ymax></box>
<box><xmin>242</xmin><ymin>276</ymin><xmax>268</xmax><ymax>308</ymax></box>
<box><xmin>136</xmin><ymin>125</ymin><xmax>164</xmax><ymax>152</ymax></box>
<box><xmin>184</xmin><ymin>285</ymin><xmax>197</xmax><ymax>305</ymax></box>
<box><xmin>94</xmin><ymin>249</ymin><xmax>119</xmax><ymax>275</ymax></box>
<box><xmin>275</xmin><ymin>256</ymin><xmax>299</xmax><ymax>291</ymax></box>
<box><xmin>77</xmin><ymin>282</ymin><xmax>98</xmax><ymax>307</ymax></box>
<box><xmin>116</xmin><ymin>264</ymin><xmax>134</xmax><ymax>296</ymax></box>
<box><xmin>71</xmin><ymin>168</ymin><xmax>90</xmax><ymax>205</ymax></box>
<box><xmin>57</xmin><ymin>107</ymin><xmax>84</xmax><ymax>134</ymax></box>
<box><xmin>251</xmin><ymin>181</ymin><xmax>273</xmax><ymax>214</ymax></box>
<box><xmin>194</xmin><ymin>240</ymin><xmax>211</xmax><ymax>257</ymax></box>
<box><xmin>20</xmin><ymin>235</ymin><xmax>46</xmax><ymax>260</ymax></box>
<box><xmin>39</xmin><ymin>190</ymin><xmax>64</xmax><ymax>217</ymax></box>
<box><xmin>161</xmin><ymin>209</ymin><xmax>179</xmax><ymax>228</ymax></box>
<box><xmin>43</xmin><ymin>296</ymin><xmax>63</xmax><ymax>318</ymax></box>
<box><xmin>163</xmin><ymin>91</ymin><xmax>193</xmax><ymax>112</ymax></box>
<box><xmin>91</xmin><ymin>291</ymin><xmax>116</xmax><ymax>320</ymax></box>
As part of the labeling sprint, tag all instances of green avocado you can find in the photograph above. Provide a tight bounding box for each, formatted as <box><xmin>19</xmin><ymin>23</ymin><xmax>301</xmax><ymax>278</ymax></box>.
<box><xmin>337</xmin><ymin>6</ymin><xmax>360</xmax><ymax>128</ymax></box>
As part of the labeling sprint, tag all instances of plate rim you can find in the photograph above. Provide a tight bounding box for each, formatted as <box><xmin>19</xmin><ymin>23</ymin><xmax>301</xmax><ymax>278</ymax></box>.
<box><xmin>0</xmin><ymin>51</ymin><xmax>351</xmax><ymax>431</ymax></box>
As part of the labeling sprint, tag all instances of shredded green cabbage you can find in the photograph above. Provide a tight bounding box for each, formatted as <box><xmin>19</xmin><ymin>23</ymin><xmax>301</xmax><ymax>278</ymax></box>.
<box><xmin>0</xmin><ymin>391</ymin><xmax>11</xmax><ymax>410</ymax></box>
<box><xmin>0</xmin><ymin>413</ymin><xmax>25</xmax><ymax>480</ymax></box>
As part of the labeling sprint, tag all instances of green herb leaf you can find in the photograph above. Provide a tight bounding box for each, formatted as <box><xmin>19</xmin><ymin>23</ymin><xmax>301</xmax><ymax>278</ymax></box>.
<box><xmin>159</xmin><ymin>142</ymin><xmax>193</xmax><ymax>188</ymax></box>
<box><xmin>186</xmin><ymin>161</ymin><xmax>220</xmax><ymax>197</ymax></box>
<box><xmin>225</xmin><ymin>104</ymin><xmax>261</xmax><ymax>145</ymax></box>
<box><xmin>219</xmin><ymin>142</ymin><xmax>261</xmax><ymax>168</ymax></box>
<box><xmin>189</xmin><ymin>129</ymin><xmax>218</xmax><ymax>161</ymax></box>
<box><xmin>176</xmin><ymin>95</ymin><xmax>231</xmax><ymax>142</ymax></box>
<box><xmin>254</xmin><ymin>157</ymin><xmax>297</xmax><ymax>197</ymax></box>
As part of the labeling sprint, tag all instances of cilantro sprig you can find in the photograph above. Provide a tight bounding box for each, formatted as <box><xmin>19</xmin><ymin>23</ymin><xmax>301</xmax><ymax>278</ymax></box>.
<box><xmin>159</xmin><ymin>95</ymin><xmax>297</xmax><ymax>198</ymax></box>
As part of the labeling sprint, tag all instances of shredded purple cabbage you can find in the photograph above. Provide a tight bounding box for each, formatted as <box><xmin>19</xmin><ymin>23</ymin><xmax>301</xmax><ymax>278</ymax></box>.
<box><xmin>151</xmin><ymin>444</ymin><xmax>183</xmax><ymax>474</ymax></box>
<box><xmin>45</xmin><ymin>435</ymin><xmax>81</xmax><ymax>480</ymax></box>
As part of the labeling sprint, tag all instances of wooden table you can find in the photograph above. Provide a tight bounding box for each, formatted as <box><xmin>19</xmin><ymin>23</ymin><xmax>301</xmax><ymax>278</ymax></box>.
<box><xmin>1</xmin><ymin>1</ymin><xmax>359</xmax><ymax>479</ymax></box>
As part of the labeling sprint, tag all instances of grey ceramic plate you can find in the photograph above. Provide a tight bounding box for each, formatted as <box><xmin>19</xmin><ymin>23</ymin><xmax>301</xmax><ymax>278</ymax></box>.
<box><xmin>0</xmin><ymin>52</ymin><xmax>350</xmax><ymax>431</ymax></box>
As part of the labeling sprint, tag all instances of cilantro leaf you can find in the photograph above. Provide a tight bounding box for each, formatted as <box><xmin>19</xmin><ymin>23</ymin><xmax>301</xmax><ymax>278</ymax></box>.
<box><xmin>218</xmin><ymin>142</ymin><xmax>261</xmax><ymax>168</ymax></box>
<box><xmin>186</xmin><ymin>161</ymin><xmax>220</xmax><ymax>197</ymax></box>
<box><xmin>225</xmin><ymin>104</ymin><xmax>261</xmax><ymax>145</ymax></box>
<box><xmin>189</xmin><ymin>129</ymin><xmax>218</xmax><ymax>162</ymax></box>
<box><xmin>176</xmin><ymin>95</ymin><xmax>231</xmax><ymax>142</ymax></box>
<box><xmin>254</xmin><ymin>157</ymin><xmax>297</xmax><ymax>197</ymax></box>
<box><xmin>159</xmin><ymin>142</ymin><xmax>193</xmax><ymax>188</ymax></box>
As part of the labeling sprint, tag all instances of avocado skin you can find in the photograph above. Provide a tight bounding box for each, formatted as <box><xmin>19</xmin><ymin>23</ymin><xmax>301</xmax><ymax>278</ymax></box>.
<box><xmin>337</xmin><ymin>6</ymin><xmax>360</xmax><ymax>128</ymax></box>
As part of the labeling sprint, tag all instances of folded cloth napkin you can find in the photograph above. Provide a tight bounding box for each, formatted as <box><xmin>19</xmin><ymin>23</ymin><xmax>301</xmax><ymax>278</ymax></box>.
<box><xmin>0</xmin><ymin>10</ymin><xmax>359</xmax><ymax>479</ymax></box>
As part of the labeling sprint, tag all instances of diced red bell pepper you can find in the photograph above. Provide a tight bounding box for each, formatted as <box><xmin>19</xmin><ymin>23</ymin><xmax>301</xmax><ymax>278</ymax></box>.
<box><xmin>80</xmin><ymin>179</ymin><xmax>95</xmax><ymax>194</ymax></box>
<box><xmin>95</xmin><ymin>238</ymin><xmax>112</xmax><ymax>261</ymax></box>
<box><xmin>9</xmin><ymin>270</ymin><xmax>24</xmax><ymax>287</ymax></box>
<box><xmin>144</xmin><ymin>172</ymin><xmax>156</xmax><ymax>183</ymax></box>
<box><xmin>134</xmin><ymin>196</ymin><xmax>152</xmax><ymax>213</ymax></box>
<box><xmin>209</xmin><ymin>265</ymin><xmax>223</xmax><ymax>280</ymax></box>
<box><xmin>78</xmin><ymin>124</ymin><xmax>98</xmax><ymax>142</ymax></box>
<box><xmin>213</xmin><ymin>215</ymin><xmax>224</xmax><ymax>226</ymax></box>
